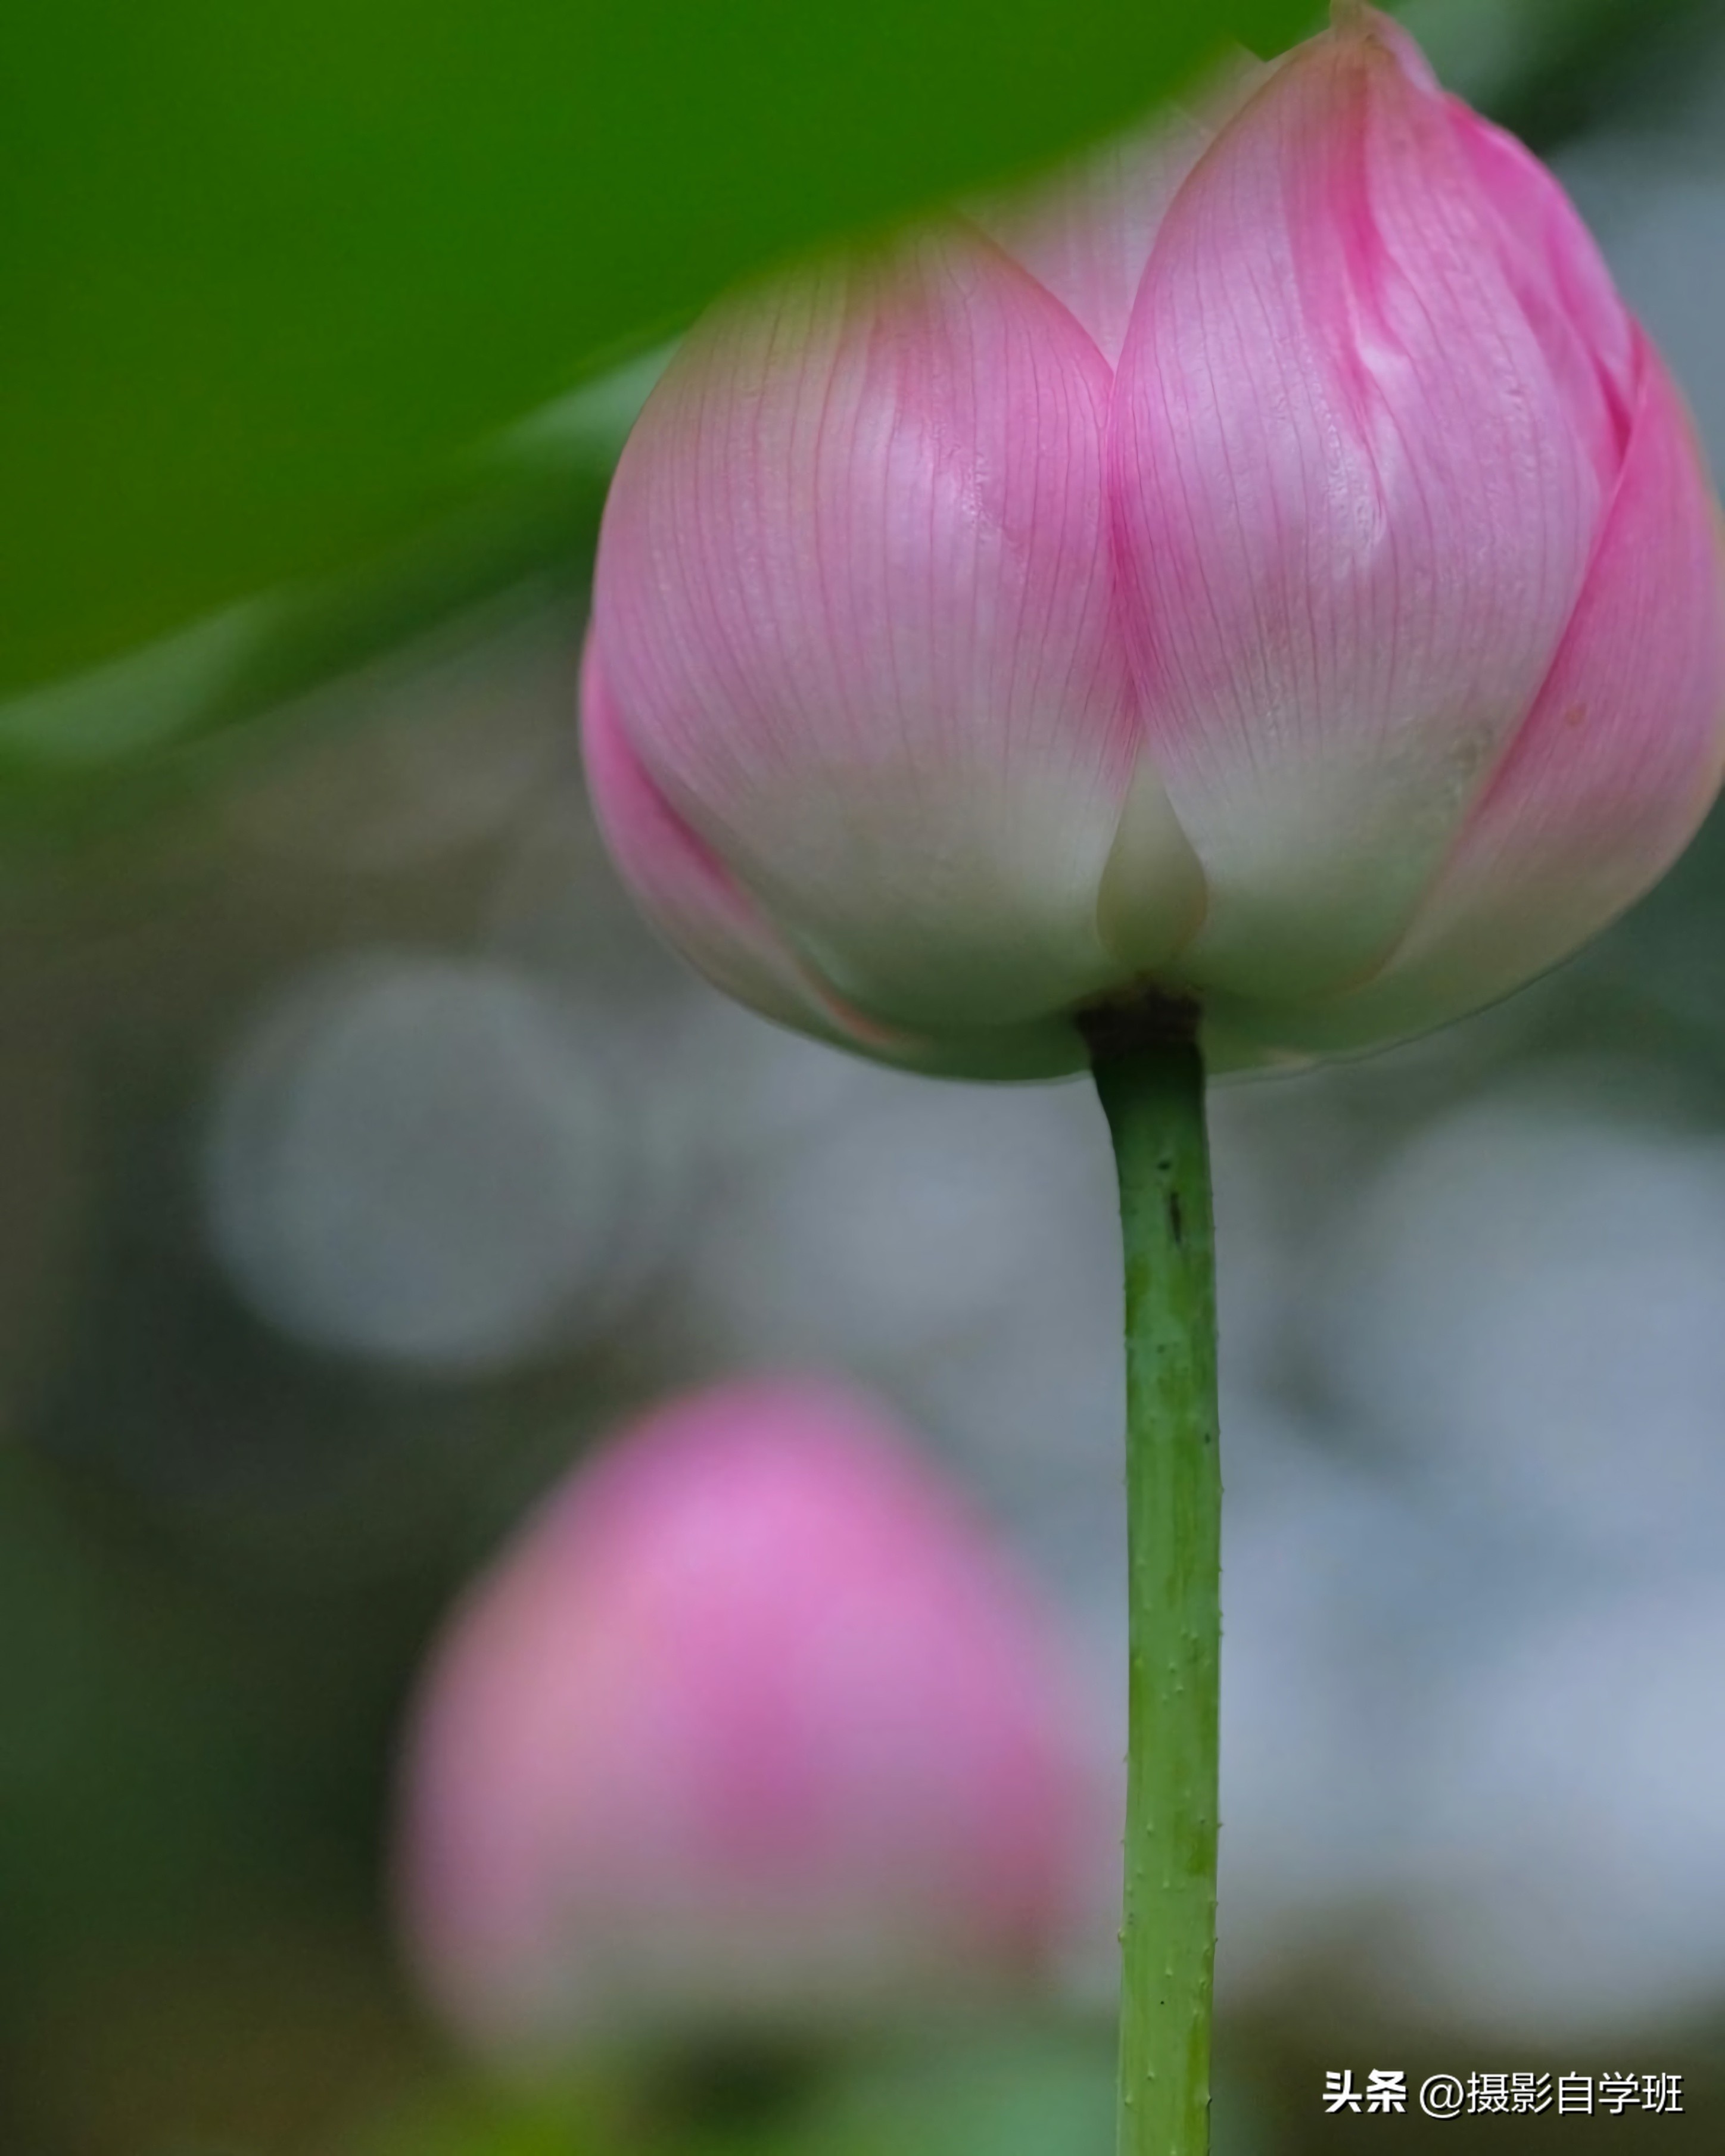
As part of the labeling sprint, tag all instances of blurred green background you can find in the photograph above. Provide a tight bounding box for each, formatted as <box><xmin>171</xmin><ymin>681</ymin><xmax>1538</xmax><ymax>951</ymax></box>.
<box><xmin>8</xmin><ymin>0</ymin><xmax>1725</xmax><ymax>2151</ymax></box>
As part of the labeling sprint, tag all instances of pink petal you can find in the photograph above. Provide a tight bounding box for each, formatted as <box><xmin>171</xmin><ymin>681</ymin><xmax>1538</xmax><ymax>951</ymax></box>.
<box><xmin>1232</xmin><ymin>334</ymin><xmax>1725</xmax><ymax>1057</ymax></box>
<box><xmin>1112</xmin><ymin>10</ymin><xmax>1608</xmax><ymax>1005</ymax></box>
<box><xmin>398</xmin><ymin>1377</ymin><xmax>1095</xmax><ymax>2060</ymax></box>
<box><xmin>1444</xmin><ymin>95</ymin><xmax>1635</xmax><ymax>494</ymax></box>
<box><xmin>970</xmin><ymin>49</ymin><xmax>1275</xmax><ymax>366</ymax></box>
<box><xmin>590</xmin><ymin>220</ymin><xmax>1144</xmax><ymax>1037</ymax></box>
<box><xmin>581</xmin><ymin>639</ymin><xmax>1094</xmax><ymax>1080</ymax></box>
<box><xmin>581</xmin><ymin>637</ymin><xmax>868</xmax><ymax>1047</ymax></box>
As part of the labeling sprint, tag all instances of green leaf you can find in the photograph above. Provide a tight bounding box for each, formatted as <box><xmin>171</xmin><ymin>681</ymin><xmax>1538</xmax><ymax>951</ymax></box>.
<box><xmin>2</xmin><ymin>0</ymin><xmax>1319</xmax><ymax>698</ymax></box>
<box><xmin>693</xmin><ymin>2033</ymin><xmax>1275</xmax><ymax>2156</ymax></box>
<box><xmin>802</xmin><ymin>2043</ymin><xmax>1115</xmax><ymax>2156</ymax></box>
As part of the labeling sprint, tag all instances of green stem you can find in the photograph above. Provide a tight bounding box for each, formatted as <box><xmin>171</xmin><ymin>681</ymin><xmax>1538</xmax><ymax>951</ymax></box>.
<box><xmin>1089</xmin><ymin>1022</ymin><xmax>1220</xmax><ymax>2156</ymax></box>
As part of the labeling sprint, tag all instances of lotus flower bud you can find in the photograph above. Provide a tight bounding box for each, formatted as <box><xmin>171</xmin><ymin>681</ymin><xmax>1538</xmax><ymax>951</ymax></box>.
<box><xmin>583</xmin><ymin>6</ymin><xmax>1725</xmax><ymax>1077</ymax></box>
<box><xmin>396</xmin><ymin>1378</ymin><xmax>1094</xmax><ymax>2068</ymax></box>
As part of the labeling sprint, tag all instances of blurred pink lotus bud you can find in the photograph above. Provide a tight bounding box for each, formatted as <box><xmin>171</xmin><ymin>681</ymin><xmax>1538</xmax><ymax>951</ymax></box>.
<box><xmin>583</xmin><ymin>6</ymin><xmax>1725</xmax><ymax>1077</ymax></box>
<box><xmin>397</xmin><ymin>1378</ymin><xmax>1095</xmax><ymax>2067</ymax></box>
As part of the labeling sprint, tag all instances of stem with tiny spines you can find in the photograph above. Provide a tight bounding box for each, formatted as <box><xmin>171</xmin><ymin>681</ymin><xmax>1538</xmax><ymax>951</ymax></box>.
<box><xmin>1087</xmin><ymin>1016</ymin><xmax>1220</xmax><ymax>2156</ymax></box>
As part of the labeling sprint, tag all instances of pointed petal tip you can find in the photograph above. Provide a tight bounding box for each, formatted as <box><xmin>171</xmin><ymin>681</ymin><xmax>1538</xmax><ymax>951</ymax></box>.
<box><xmin>1323</xmin><ymin>0</ymin><xmax>1438</xmax><ymax>91</ymax></box>
<box><xmin>1095</xmin><ymin>753</ymin><xmax>1209</xmax><ymax>973</ymax></box>
<box><xmin>1328</xmin><ymin>0</ymin><xmax>1388</xmax><ymax>42</ymax></box>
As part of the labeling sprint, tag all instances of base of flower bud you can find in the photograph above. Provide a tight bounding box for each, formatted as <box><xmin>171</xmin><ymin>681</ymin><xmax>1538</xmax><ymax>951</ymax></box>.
<box><xmin>1075</xmin><ymin>986</ymin><xmax>1201</xmax><ymax>1064</ymax></box>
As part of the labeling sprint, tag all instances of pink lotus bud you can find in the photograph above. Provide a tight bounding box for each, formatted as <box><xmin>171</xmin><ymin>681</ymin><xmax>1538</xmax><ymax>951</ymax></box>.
<box><xmin>583</xmin><ymin>7</ymin><xmax>1725</xmax><ymax>1077</ymax></box>
<box><xmin>396</xmin><ymin>1378</ymin><xmax>1094</xmax><ymax>2068</ymax></box>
